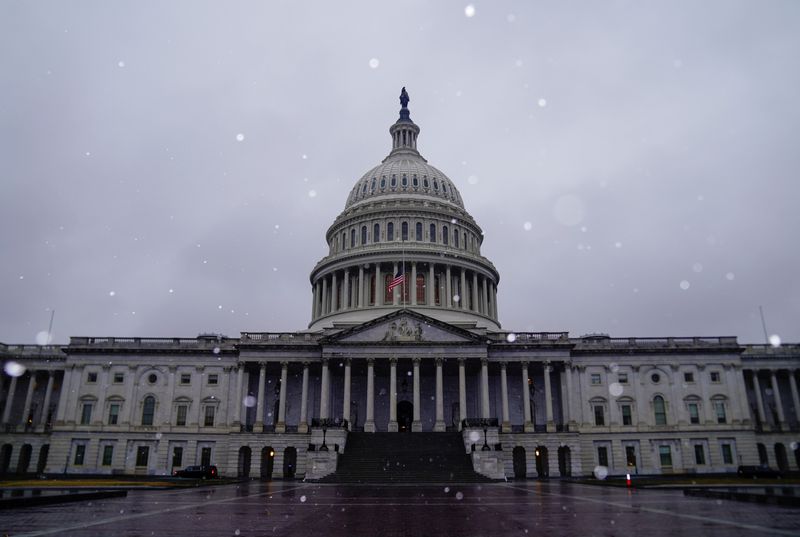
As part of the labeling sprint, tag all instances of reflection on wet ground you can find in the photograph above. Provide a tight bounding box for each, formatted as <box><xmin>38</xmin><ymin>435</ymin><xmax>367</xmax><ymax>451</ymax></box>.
<box><xmin>1</xmin><ymin>480</ymin><xmax>799</xmax><ymax>536</ymax></box>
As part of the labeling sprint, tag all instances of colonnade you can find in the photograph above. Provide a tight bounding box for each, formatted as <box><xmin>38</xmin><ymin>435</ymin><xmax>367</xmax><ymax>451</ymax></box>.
<box><xmin>311</xmin><ymin>262</ymin><xmax>498</xmax><ymax>321</ymax></box>
<box><xmin>0</xmin><ymin>370</ymin><xmax>57</xmax><ymax>431</ymax></box>
<box><xmin>746</xmin><ymin>368</ymin><xmax>800</xmax><ymax>431</ymax></box>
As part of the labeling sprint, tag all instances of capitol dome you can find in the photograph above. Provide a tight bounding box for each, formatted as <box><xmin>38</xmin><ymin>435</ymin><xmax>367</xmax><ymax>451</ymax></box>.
<box><xmin>308</xmin><ymin>88</ymin><xmax>500</xmax><ymax>331</ymax></box>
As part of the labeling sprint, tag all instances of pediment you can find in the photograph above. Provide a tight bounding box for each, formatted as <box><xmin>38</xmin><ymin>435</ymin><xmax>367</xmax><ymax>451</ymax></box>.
<box><xmin>324</xmin><ymin>310</ymin><xmax>480</xmax><ymax>345</ymax></box>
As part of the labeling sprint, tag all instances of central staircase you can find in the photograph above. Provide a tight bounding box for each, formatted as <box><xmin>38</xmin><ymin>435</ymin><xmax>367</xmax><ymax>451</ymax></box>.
<box><xmin>317</xmin><ymin>432</ymin><xmax>494</xmax><ymax>483</ymax></box>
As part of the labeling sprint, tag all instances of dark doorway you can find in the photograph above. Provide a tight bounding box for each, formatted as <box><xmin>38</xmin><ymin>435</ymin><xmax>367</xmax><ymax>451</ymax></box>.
<box><xmin>261</xmin><ymin>446</ymin><xmax>274</xmax><ymax>480</ymax></box>
<box><xmin>0</xmin><ymin>445</ymin><xmax>12</xmax><ymax>474</ymax></box>
<box><xmin>757</xmin><ymin>443</ymin><xmax>768</xmax><ymax>465</ymax></box>
<box><xmin>17</xmin><ymin>444</ymin><xmax>32</xmax><ymax>474</ymax></box>
<box><xmin>534</xmin><ymin>445</ymin><xmax>549</xmax><ymax>479</ymax></box>
<box><xmin>238</xmin><ymin>447</ymin><xmax>251</xmax><ymax>478</ymax></box>
<box><xmin>397</xmin><ymin>401</ymin><xmax>413</xmax><ymax>432</ymax></box>
<box><xmin>512</xmin><ymin>446</ymin><xmax>526</xmax><ymax>479</ymax></box>
<box><xmin>37</xmin><ymin>445</ymin><xmax>49</xmax><ymax>474</ymax></box>
<box><xmin>283</xmin><ymin>447</ymin><xmax>297</xmax><ymax>479</ymax></box>
<box><xmin>775</xmin><ymin>443</ymin><xmax>789</xmax><ymax>472</ymax></box>
<box><xmin>558</xmin><ymin>446</ymin><xmax>571</xmax><ymax>476</ymax></box>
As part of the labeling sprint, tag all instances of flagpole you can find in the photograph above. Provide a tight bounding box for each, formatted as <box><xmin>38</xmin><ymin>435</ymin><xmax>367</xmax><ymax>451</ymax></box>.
<box><xmin>402</xmin><ymin>238</ymin><xmax>406</xmax><ymax>305</ymax></box>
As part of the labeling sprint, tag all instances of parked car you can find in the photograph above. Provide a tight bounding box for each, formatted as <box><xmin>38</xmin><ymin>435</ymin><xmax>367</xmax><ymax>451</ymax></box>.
<box><xmin>737</xmin><ymin>464</ymin><xmax>780</xmax><ymax>478</ymax></box>
<box><xmin>173</xmin><ymin>465</ymin><xmax>218</xmax><ymax>479</ymax></box>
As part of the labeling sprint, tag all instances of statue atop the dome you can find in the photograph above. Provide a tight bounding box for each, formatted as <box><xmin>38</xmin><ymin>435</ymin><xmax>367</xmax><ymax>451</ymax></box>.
<box><xmin>399</xmin><ymin>87</ymin><xmax>410</xmax><ymax>109</ymax></box>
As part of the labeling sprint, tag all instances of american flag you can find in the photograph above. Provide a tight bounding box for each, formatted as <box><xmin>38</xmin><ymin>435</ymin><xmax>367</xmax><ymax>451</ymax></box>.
<box><xmin>388</xmin><ymin>269</ymin><xmax>405</xmax><ymax>292</ymax></box>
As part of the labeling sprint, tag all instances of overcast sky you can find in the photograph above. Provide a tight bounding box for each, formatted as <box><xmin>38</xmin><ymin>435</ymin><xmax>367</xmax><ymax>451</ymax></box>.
<box><xmin>1</xmin><ymin>1</ymin><xmax>798</xmax><ymax>345</ymax></box>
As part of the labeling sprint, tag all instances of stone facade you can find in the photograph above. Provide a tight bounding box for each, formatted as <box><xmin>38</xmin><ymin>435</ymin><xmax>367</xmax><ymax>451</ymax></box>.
<box><xmin>1</xmin><ymin>91</ymin><xmax>798</xmax><ymax>480</ymax></box>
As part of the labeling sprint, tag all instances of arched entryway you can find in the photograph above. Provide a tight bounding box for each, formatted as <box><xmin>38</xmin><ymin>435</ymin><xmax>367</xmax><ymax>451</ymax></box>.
<box><xmin>397</xmin><ymin>401</ymin><xmax>413</xmax><ymax>432</ymax></box>
<box><xmin>0</xmin><ymin>445</ymin><xmax>12</xmax><ymax>474</ymax></box>
<box><xmin>757</xmin><ymin>443</ymin><xmax>768</xmax><ymax>465</ymax></box>
<box><xmin>775</xmin><ymin>443</ymin><xmax>789</xmax><ymax>473</ymax></box>
<box><xmin>260</xmin><ymin>446</ymin><xmax>274</xmax><ymax>480</ymax></box>
<box><xmin>558</xmin><ymin>446</ymin><xmax>571</xmax><ymax>476</ymax></box>
<box><xmin>534</xmin><ymin>445</ymin><xmax>549</xmax><ymax>479</ymax></box>
<box><xmin>283</xmin><ymin>447</ymin><xmax>297</xmax><ymax>479</ymax></box>
<box><xmin>238</xmin><ymin>447</ymin><xmax>251</xmax><ymax>478</ymax></box>
<box><xmin>17</xmin><ymin>444</ymin><xmax>32</xmax><ymax>474</ymax></box>
<box><xmin>512</xmin><ymin>446</ymin><xmax>526</xmax><ymax>479</ymax></box>
<box><xmin>36</xmin><ymin>445</ymin><xmax>49</xmax><ymax>474</ymax></box>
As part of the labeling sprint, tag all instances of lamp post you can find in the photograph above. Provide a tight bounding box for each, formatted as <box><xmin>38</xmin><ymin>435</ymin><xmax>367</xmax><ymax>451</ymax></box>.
<box><xmin>320</xmin><ymin>419</ymin><xmax>329</xmax><ymax>452</ymax></box>
<box><xmin>482</xmin><ymin>420</ymin><xmax>490</xmax><ymax>451</ymax></box>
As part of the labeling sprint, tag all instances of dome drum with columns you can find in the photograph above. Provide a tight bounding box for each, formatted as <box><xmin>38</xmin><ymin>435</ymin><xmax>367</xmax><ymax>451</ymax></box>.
<box><xmin>309</xmin><ymin>88</ymin><xmax>500</xmax><ymax>331</ymax></box>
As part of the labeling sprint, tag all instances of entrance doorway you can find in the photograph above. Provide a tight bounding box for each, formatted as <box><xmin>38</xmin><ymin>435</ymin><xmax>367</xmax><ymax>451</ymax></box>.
<box><xmin>512</xmin><ymin>446</ymin><xmax>527</xmax><ymax>479</ymax></box>
<box><xmin>18</xmin><ymin>444</ymin><xmax>32</xmax><ymax>474</ymax></box>
<box><xmin>237</xmin><ymin>447</ymin><xmax>251</xmax><ymax>478</ymax></box>
<box><xmin>535</xmin><ymin>445</ymin><xmax>549</xmax><ymax>478</ymax></box>
<box><xmin>557</xmin><ymin>446</ymin><xmax>571</xmax><ymax>476</ymax></box>
<box><xmin>261</xmin><ymin>447</ymin><xmax>274</xmax><ymax>480</ymax></box>
<box><xmin>283</xmin><ymin>447</ymin><xmax>297</xmax><ymax>479</ymax></box>
<box><xmin>397</xmin><ymin>401</ymin><xmax>413</xmax><ymax>432</ymax></box>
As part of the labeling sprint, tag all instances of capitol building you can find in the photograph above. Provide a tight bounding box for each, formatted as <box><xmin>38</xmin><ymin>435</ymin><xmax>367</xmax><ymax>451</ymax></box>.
<box><xmin>1</xmin><ymin>90</ymin><xmax>798</xmax><ymax>481</ymax></box>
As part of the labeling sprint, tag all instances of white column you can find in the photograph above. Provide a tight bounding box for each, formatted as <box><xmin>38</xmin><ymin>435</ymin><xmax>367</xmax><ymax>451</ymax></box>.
<box><xmin>357</xmin><ymin>266</ymin><xmax>365</xmax><ymax>308</ymax></box>
<box><xmin>1</xmin><ymin>376</ymin><xmax>18</xmax><ymax>424</ymax></box>
<box><xmin>491</xmin><ymin>283</ymin><xmax>498</xmax><ymax>319</ymax></box>
<box><xmin>471</xmin><ymin>272</ymin><xmax>479</xmax><ymax>312</ymax></box>
<box><xmin>411</xmin><ymin>262</ymin><xmax>417</xmax><ymax>306</ymax></box>
<box><xmin>752</xmin><ymin>370</ymin><xmax>767</xmax><ymax>425</ymax></box>
<box><xmin>321</xmin><ymin>276</ymin><xmax>328</xmax><ymax>315</ymax></box>
<box><xmin>320</xmin><ymin>359</ymin><xmax>330</xmax><ymax>420</ymax></box>
<box><xmin>521</xmin><ymin>362</ymin><xmax>533</xmax><ymax>432</ymax></box>
<box><xmin>789</xmin><ymin>371</ymin><xmax>800</xmax><ymax>425</ymax></box>
<box><xmin>482</xmin><ymin>277</ymin><xmax>489</xmax><ymax>315</ymax></box>
<box><xmin>458</xmin><ymin>359</ymin><xmax>467</xmax><ymax>429</ymax></box>
<box><xmin>233</xmin><ymin>364</ymin><xmax>244</xmax><ymax>426</ymax></box>
<box><xmin>54</xmin><ymin>366</ymin><xmax>73</xmax><ymax>424</ymax></box>
<box><xmin>375</xmin><ymin>263</ymin><xmax>382</xmax><ymax>306</ymax></box>
<box><xmin>544</xmin><ymin>362</ymin><xmax>554</xmax><ymax>432</ymax></box>
<box><xmin>343</xmin><ymin>359</ymin><xmax>351</xmax><ymax>427</ymax></box>
<box><xmin>39</xmin><ymin>371</ymin><xmax>55</xmax><ymax>428</ymax></box>
<box><xmin>254</xmin><ymin>364</ymin><xmax>266</xmax><ymax>432</ymax></box>
<box><xmin>365</xmin><ymin>359</ymin><xmax>375</xmax><ymax>432</ymax></box>
<box><xmin>480</xmin><ymin>359</ymin><xmax>490</xmax><ymax>419</ymax></box>
<box><xmin>311</xmin><ymin>284</ymin><xmax>317</xmax><ymax>320</ymax></box>
<box><xmin>412</xmin><ymin>358</ymin><xmax>421</xmax><ymax>431</ymax></box>
<box><xmin>500</xmin><ymin>362</ymin><xmax>510</xmax><ymax>432</ymax></box>
<box><xmin>434</xmin><ymin>358</ymin><xmax>445</xmax><ymax>431</ymax></box>
<box><xmin>770</xmin><ymin>370</ymin><xmax>787</xmax><ymax>427</ymax></box>
<box><xmin>331</xmin><ymin>272</ymin><xmax>338</xmax><ymax>312</ymax></box>
<box><xmin>20</xmin><ymin>373</ymin><xmax>36</xmax><ymax>428</ymax></box>
<box><xmin>342</xmin><ymin>269</ymin><xmax>350</xmax><ymax>310</ymax></box>
<box><xmin>276</xmin><ymin>362</ymin><xmax>288</xmax><ymax>433</ymax></box>
<box><xmin>428</xmin><ymin>263</ymin><xmax>435</xmax><ymax>305</ymax></box>
<box><xmin>388</xmin><ymin>358</ymin><xmax>398</xmax><ymax>432</ymax></box>
<box><xmin>460</xmin><ymin>270</ymin><xmax>467</xmax><ymax>309</ymax></box>
<box><xmin>445</xmin><ymin>266</ymin><xmax>452</xmax><ymax>307</ymax></box>
<box><xmin>565</xmin><ymin>363</ymin><xmax>575</xmax><ymax>427</ymax></box>
<box><xmin>298</xmin><ymin>363</ymin><xmax>309</xmax><ymax>433</ymax></box>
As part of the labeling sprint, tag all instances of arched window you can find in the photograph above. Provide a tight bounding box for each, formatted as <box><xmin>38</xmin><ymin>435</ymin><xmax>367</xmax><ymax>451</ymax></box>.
<box><xmin>415</xmin><ymin>222</ymin><xmax>422</xmax><ymax>241</ymax></box>
<box><xmin>402</xmin><ymin>175</ymin><xmax>408</xmax><ymax>187</ymax></box>
<box><xmin>401</xmin><ymin>222</ymin><xmax>408</xmax><ymax>241</ymax></box>
<box><xmin>350</xmin><ymin>229</ymin><xmax>356</xmax><ymax>248</ymax></box>
<box><xmin>429</xmin><ymin>223</ymin><xmax>436</xmax><ymax>243</ymax></box>
<box><xmin>442</xmin><ymin>225</ymin><xmax>449</xmax><ymax>245</ymax></box>
<box><xmin>391</xmin><ymin>175</ymin><xmax>397</xmax><ymax>188</ymax></box>
<box><xmin>412</xmin><ymin>175</ymin><xmax>419</xmax><ymax>187</ymax></box>
<box><xmin>361</xmin><ymin>226</ymin><xmax>367</xmax><ymax>245</ymax></box>
<box><xmin>423</xmin><ymin>177</ymin><xmax>429</xmax><ymax>188</ymax></box>
<box><xmin>653</xmin><ymin>396</ymin><xmax>667</xmax><ymax>425</ymax></box>
<box><xmin>361</xmin><ymin>183</ymin><xmax>367</xmax><ymax>194</ymax></box>
<box><xmin>142</xmin><ymin>396</ymin><xmax>155</xmax><ymax>426</ymax></box>
<box><xmin>380</xmin><ymin>177</ymin><xmax>386</xmax><ymax>189</ymax></box>
<box><xmin>442</xmin><ymin>182</ymin><xmax>448</xmax><ymax>193</ymax></box>
<box><xmin>416</xmin><ymin>274</ymin><xmax>426</xmax><ymax>304</ymax></box>
<box><xmin>373</xmin><ymin>223</ymin><xmax>380</xmax><ymax>243</ymax></box>
<box><xmin>371</xmin><ymin>178</ymin><xmax>376</xmax><ymax>191</ymax></box>
<box><xmin>433</xmin><ymin>179</ymin><xmax>439</xmax><ymax>191</ymax></box>
<box><xmin>454</xmin><ymin>230</ymin><xmax>459</xmax><ymax>248</ymax></box>
<box><xmin>341</xmin><ymin>232</ymin><xmax>346</xmax><ymax>250</ymax></box>
<box><xmin>387</xmin><ymin>222</ymin><xmax>394</xmax><ymax>241</ymax></box>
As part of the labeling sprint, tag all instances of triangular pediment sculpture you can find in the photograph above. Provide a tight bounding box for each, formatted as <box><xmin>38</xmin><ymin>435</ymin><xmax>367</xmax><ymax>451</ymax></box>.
<box><xmin>322</xmin><ymin>309</ymin><xmax>481</xmax><ymax>344</ymax></box>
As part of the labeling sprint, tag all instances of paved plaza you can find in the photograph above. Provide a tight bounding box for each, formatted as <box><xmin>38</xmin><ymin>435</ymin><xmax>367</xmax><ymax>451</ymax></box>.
<box><xmin>1</xmin><ymin>481</ymin><xmax>799</xmax><ymax>537</ymax></box>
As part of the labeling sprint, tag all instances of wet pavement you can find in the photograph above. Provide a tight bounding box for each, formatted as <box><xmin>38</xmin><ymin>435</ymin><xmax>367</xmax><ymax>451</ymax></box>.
<box><xmin>1</xmin><ymin>480</ymin><xmax>799</xmax><ymax>536</ymax></box>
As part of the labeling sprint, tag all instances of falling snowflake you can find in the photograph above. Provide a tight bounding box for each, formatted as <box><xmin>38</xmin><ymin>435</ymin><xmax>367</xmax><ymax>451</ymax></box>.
<box><xmin>464</xmin><ymin>5</ymin><xmax>475</xmax><ymax>17</ymax></box>
<box><xmin>369</xmin><ymin>58</ymin><xmax>380</xmax><ymax>69</ymax></box>
<box><xmin>236</xmin><ymin>133</ymin><xmax>245</xmax><ymax>142</ymax></box>
<box><xmin>537</xmin><ymin>98</ymin><xmax>547</xmax><ymax>108</ymax></box>
<box><xmin>679</xmin><ymin>280</ymin><xmax>690</xmax><ymax>290</ymax></box>
<box><xmin>523</xmin><ymin>222</ymin><xmax>532</xmax><ymax>231</ymax></box>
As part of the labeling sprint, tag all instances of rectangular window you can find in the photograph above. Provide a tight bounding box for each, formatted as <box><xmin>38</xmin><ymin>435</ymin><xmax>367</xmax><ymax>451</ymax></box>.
<box><xmin>721</xmin><ymin>444</ymin><xmax>733</xmax><ymax>464</ymax></box>
<box><xmin>659</xmin><ymin>445</ymin><xmax>672</xmax><ymax>467</ymax></box>
<box><xmin>715</xmin><ymin>402</ymin><xmax>727</xmax><ymax>424</ymax></box>
<box><xmin>625</xmin><ymin>446</ymin><xmax>637</xmax><ymax>467</ymax></box>
<box><xmin>176</xmin><ymin>405</ymin><xmax>188</xmax><ymax>426</ymax></box>
<box><xmin>87</xmin><ymin>372</ymin><xmax>98</xmax><ymax>383</ymax></box>
<box><xmin>688</xmin><ymin>403</ymin><xmax>700</xmax><ymax>424</ymax></box>
<box><xmin>172</xmin><ymin>447</ymin><xmax>183</xmax><ymax>468</ymax></box>
<box><xmin>204</xmin><ymin>406</ymin><xmax>215</xmax><ymax>427</ymax></box>
<box><xmin>113</xmin><ymin>372</ymin><xmax>124</xmax><ymax>383</ymax></box>
<box><xmin>591</xmin><ymin>374</ymin><xmax>602</xmax><ymax>385</ymax></box>
<box><xmin>80</xmin><ymin>403</ymin><xmax>92</xmax><ymax>425</ymax></box>
<box><xmin>594</xmin><ymin>405</ymin><xmax>605</xmax><ymax>426</ymax></box>
<box><xmin>597</xmin><ymin>446</ymin><xmax>609</xmax><ymax>467</ymax></box>
<box><xmin>74</xmin><ymin>444</ymin><xmax>85</xmax><ymax>466</ymax></box>
<box><xmin>684</xmin><ymin>372</ymin><xmax>694</xmax><ymax>383</ymax></box>
<box><xmin>710</xmin><ymin>371</ymin><xmax>721</xmax><ymax>383</ymax></box>
<box><xmin>102</xmin><ymin>445</ymin><xmax>114</xmax><ymax>466</ymax></box>
<box><xmin>621</xmin><ymin>404</ymin><xmax>632</xmax><ymax>426</ymax></box>
<box><xmin>694</xmin><ymin>445</ymin><xmax>706</xmax><ymax>465</ymax></box>
<box><xmin>200</xmin><ymin>447</ymin><xmax>212</xmax><ymax>467</ymax></box>
<box><xmin>618</xmin><ymin>373</ymin><xmax>628</xmax><ymax>384</ymax></box>
<box><xmin>136</xmin><ymin>446</ymin><xmax>149</xmax><ymax>467</ymax></box>
<box><xmin>207</xmin><ymin>374</ymin><xmax>219</xmax><ymax>386</ymax></box>
<box><xmin>180</xmin><ymin>373</ymin><xmax>191</xmax><ymax>385</ymax></box>
<box><xmin>108</xmin><ymin>404</ymin><xmax>120</xmax><ymax>425</ymax></box>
